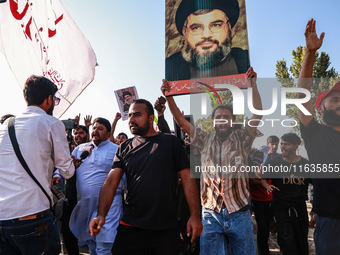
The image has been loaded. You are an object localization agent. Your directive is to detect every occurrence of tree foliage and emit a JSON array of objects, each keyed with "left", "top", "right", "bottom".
[{"left": 276, "top": 46, "right": 339, "bottom": 132}]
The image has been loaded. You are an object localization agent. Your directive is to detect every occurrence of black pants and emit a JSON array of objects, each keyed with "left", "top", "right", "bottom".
[
  {"left": 112, "top": 225, "right": 180, "bottom": 255},
  {"left": 314, "top": 216, "right": 340, "bottom": 255},
  {"left": 274, "top": 203, "right": 309, "bottom": 255},
  {"left": 61, "top": 201, "right": 79, "bottom": 255},
  {"left": 177, "top": 183, "right": 200, "bottom": 255},
  {"left": 61, "top": 175, "right": 79, "bottom": 255},
  {"left": 251, "top": 200, "right": 272, "bottom": 255}
]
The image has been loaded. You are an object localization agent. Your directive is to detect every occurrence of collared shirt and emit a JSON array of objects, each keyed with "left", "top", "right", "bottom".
[
  {"left": 0, "top": 106, "right": 74, "bottom": 220},
  {"left": 72, "top": 140, "right": 121, "bottom": 199},
  {"left": 192, "top": 125, "right": 261, "bottom": 214}
]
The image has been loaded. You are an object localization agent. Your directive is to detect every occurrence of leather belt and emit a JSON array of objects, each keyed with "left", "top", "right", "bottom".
[{"left": 18, "top": 209, "right": 51, "bottom": 221}]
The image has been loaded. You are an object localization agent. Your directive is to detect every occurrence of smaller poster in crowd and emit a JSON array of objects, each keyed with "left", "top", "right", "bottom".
[{"left": 114, "top": 86, "right": 139, "bottom": 121}]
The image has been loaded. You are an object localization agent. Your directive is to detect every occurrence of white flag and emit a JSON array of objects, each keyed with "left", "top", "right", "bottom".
[{"left": 0, "top": 0, "right": 97, "bottom": 117}]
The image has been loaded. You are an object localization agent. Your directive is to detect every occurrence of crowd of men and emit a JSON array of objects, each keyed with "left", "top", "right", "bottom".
[{"left": 0, "top": 4, "right": 339, "bottom": 255}]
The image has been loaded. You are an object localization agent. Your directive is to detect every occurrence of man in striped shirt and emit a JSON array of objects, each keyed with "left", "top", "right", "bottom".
[{"left": 162, "top": 66, "right": 263, "bottom": 255}]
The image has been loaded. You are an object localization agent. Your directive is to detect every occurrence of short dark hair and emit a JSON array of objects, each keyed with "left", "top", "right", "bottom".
[
  {"left": 117, "top": 132, "right": 128, "bottom": 139},
  {"left": 175, "top": 0, "right": 240, "bottom": 35},
  {"left": 23, "top": 75, "right": 58, "bottom": 106},
  {"left": 132, "top": 99, "right": 154, "bottom": 117},
  {"left": 75, "top": 125, "right": 89, "bottom": 134},
  {"left": 267, "top": 135, "right": 279, "bottom": 144},
  {"left": 281, "top": 133, "right": 301, "bottom": 145},
  {"left": 123, "top": 91, "right": 132, "bottom": 98},
  {"left": 93, "top": 117, "right": 111, "bottom": 133},
  {"left": 212, "top": 104, "right": 235, "bottom": 121}
]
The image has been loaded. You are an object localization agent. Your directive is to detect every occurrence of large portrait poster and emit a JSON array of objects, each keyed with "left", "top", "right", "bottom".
[
  {"left": 165, "top": 0, "right": 250, "bottom": 95},
  {"left": 114, "top": 86, "right": 139, "bottom": 121}
]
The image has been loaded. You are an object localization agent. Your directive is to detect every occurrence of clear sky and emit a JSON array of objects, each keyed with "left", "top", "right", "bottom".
[{"left": 0, "top": 0, "right": 339, "bottom": 155}]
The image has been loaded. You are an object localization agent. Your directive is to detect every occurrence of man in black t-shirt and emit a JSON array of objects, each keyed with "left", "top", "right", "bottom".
[
  {"left": 89, "top": 99, "right": 202, "bottom": 255},
  {"left": 298, "top": 19, "right": 340, "bottom": 255},
  {"left": 261, "top": 133, "right": 310, "bottom": 255}
]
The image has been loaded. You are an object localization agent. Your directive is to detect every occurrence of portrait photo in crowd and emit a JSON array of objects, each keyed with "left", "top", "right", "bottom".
[
  {"left": 165, "top": 0, "right": 251, "bottom": 95},
  {"left": 114, "top": 86, "right": 139, "bottom": 120}
]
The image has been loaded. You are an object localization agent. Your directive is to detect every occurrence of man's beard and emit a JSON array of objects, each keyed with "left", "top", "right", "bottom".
[
  {"left": 47, "top": 104, "right": 54, "bottom": 116},
  {"left": 75, "top": 137, "right": 87, "bottom": 146},
  {"left": 181, "top": 34, "right": 232, "bottom": 70},
  {"left": 215, "top": 126, "right": 231, "bottom": 141},
  {"left": 130, "top": 121, "right": 150, "bottom": 136},
  {"left": 322, "top": 107, "right": 340, "bottom": 126}
]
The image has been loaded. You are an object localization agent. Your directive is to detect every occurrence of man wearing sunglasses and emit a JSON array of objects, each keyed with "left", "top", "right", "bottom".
[
  {"left": 0, "top": 75, "right": 75, "bottom": 254},
  {"left": 166, "top": 0, "right": 249, "bottom": 81}
]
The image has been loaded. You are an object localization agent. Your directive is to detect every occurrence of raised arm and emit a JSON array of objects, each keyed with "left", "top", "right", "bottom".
[
  {"left": 84, "top": 115, "right": 92, "bottom": 134},
  {"left": 298, "top": 19, "right": 325, "bottom": 127},
  {"left": 109, "top": 112, "right": 121, "bottom": 143},
  {"left": 179, "top": 168, "right": 202, "bottom": 243},
  {"left": 155, "top": 98, "right": 171, "bottom": 134},
  {"left": 161, "top": 79, "right": 194, "bottom": 135},
  {"left": 89, "top": 168, "right": 124, "bottom": 236},
  {"left": 247, "top": 67, "right": 263, "bottom": 134}
]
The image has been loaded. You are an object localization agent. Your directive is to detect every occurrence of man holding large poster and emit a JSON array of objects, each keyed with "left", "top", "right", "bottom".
[
  {"left": 162, "top": 66, "right": 261, "bottom": 255},
  {"left": 166, "top": 0, "right": 249, "bottom": 82}
]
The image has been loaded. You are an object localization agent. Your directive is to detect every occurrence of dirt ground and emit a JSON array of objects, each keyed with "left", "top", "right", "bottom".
[{"left": 62, "top": 202, "right": 316, "bottom": 255}]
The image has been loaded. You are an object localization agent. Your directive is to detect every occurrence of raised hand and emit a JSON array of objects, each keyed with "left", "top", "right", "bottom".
[
  {"left": 114, "top": 112, "right": 121, "bottom": 121},
  {"left": 305, "top": 18, "right": 325, "bottom": 52},
  {"left": 154, "top": 97, "right": 166, "bottom": 116},
  {"left": 246, "top": 66, "right": 257, "bottom": 87},
  {"left": 84, "top": 115, "right": 92, "bottom": 128},
  {"left": 74, "top": 113, "right": 80, "bottom": 127},
  {"left": 161, "top": 79, "right": 171, "bottom": 96}
]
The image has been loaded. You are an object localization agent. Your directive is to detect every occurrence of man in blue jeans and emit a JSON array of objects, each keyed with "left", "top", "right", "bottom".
[
  {"left": 0, "top": 75, "right": 75, "bottom": 254},
  {"left": 163, "top": 66, "right": 262, "bottom": 254}
]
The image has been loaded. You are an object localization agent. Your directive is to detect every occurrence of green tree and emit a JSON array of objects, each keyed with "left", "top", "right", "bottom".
[{"left": 276, "top": 46, "right": 338, "bottom": 132}]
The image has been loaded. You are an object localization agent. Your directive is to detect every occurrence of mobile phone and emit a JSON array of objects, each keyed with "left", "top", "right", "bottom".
[
  {"left": 154, "top": 96, "right": 166, "bottom": 112},
  {"left": 61, "top": 119, "right": 77, "bottom": 130}
]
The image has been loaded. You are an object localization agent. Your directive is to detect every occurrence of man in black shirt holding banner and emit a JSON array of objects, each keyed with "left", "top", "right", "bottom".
[{"left": 298, "top": 18, "right": 340, "bottom": 255}]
